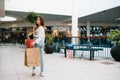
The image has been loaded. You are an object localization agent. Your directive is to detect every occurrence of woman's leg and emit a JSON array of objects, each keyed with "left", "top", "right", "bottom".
[
  {"left": 32, "top": 66, "right": 36, "bottom": 76},
  {"left": 32, "top": 43, "right": 38, "bottom": 76},
  {"left": 39, "top": 40, "right": 44, "bottom": 77},
  {"left": 32, "top": 67, "right": 36, "bottom": 71},
  {"left": 40, "top": 45, "right": 44, "bottom": 73}
]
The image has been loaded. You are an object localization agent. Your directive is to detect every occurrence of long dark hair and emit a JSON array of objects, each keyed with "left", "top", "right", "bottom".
[{"left": 35, "top": 16, "right": 44, "bottom": 28}]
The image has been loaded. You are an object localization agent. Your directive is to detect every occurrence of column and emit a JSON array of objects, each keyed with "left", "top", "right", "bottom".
[
  {"left": 0, "top": 0, "right": 5, "bottom": 17},
  {"left": 72, "top": 0, "right": 79, "bottom": 44},
  {"left": 86, "top": 21, "right": 90, "bottom": 41}
]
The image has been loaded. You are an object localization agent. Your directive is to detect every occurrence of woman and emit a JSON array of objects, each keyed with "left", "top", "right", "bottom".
[
  {"left": 52, "top": 28, "right": 58, "bottom": 52},
  {"left": 31, "top": 16, "right": 45, "bottom": 77}
]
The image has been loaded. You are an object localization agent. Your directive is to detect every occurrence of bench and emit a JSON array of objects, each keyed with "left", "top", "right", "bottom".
[{"left": 61, "top": 44, "right": 103, "bottom": 60}]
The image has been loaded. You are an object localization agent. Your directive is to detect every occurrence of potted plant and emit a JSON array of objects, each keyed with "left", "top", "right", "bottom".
[
  {"left": 109, "top": 29, "right": 120, "bottom": 61},
  {"left": 26, "top": 12, "right": 39, "bottom": 24},
  {"left": 25, "top": 12, "right": 39, "bottom": 39},
  {"left": 45, "top": 32, "right": 54, "bottom": 54}
]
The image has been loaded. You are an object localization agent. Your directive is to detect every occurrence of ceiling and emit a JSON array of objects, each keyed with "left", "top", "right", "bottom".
[
  {"left": 78, "top": 6, "right": 120, "bottom": 23},
  {"left": 0, "top": 6, "right": 120, "bottom": 25},
  {"left": 5, "top": 10, "right": 71, "bottom": 22}
]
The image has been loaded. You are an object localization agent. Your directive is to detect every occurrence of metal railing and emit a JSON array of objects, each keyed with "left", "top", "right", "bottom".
[{"left": 53, "top": 36, "right": 113, "bottom": 59}]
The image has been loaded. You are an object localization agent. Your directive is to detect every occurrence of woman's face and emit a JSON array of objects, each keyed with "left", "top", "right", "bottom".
[{"left": 36, "top": 17, "right": 41, "bottom": 25}]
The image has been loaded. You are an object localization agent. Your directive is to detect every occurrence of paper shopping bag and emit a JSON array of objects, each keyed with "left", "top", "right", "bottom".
[{"left": 24, "top": 48, "right": 40, "bottom": 67}]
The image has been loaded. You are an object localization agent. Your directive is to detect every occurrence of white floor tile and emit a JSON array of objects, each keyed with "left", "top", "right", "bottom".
[{"left": 0, "top": 44, "right": 120, "bottom": 80}]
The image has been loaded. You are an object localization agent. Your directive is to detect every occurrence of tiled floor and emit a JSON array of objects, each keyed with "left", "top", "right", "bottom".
[{"left": 0, "top": 44, "right": 120, "bottom": 80}]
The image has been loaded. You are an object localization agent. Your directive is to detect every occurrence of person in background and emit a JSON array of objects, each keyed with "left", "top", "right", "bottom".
[
  {"left": 28, "top": 31, "right": 33, "bottom": 39},
  {"left": 52, "top": 28, "right": 58, "bottom": 52},
  {"left": 31, "top": 16, "right": 45, "bottom": 77},
  {"left": 20, "top": 32, "right": 26, "bottom": 45}
]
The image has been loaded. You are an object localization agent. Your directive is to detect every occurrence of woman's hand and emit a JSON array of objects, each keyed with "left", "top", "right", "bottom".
[{"left": 31, "top": 42, "right": 35, "bottom": 46}]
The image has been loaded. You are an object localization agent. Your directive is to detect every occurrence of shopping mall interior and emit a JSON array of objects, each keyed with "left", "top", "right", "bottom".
[
  {"left": 0, "top": 0, "right": 120, "bottom": 80},
  {"left": 0, "top": 0, "right": 120, "bottom": 44}
]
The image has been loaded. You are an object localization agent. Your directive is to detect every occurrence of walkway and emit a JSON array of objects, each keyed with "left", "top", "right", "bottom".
[{"left": 0, "top": 44, "right": 120, "bottom": 80}]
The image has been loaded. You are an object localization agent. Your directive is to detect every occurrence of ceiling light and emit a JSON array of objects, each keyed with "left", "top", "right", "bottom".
[
  {"left": 115, "top": 18, "right": 120, "bottom": 21},
  {"left": 0, "top": 16, "right": 17, "bottom": 22}
]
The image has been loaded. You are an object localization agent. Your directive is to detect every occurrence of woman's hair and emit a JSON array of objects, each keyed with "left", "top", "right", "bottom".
[{"left": 35, "top": 16, "right": 44, "bottom": 27}]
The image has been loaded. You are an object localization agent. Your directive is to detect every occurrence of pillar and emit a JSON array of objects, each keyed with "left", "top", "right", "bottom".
[
  {"left": 0, "top": 0, "right": 5, "bottom": 17},
  {"left": 72, "top": 0, "right": 79, "bottom": 44},
  {"left": 86, "top": 21, "right": 90, "bottom": 41}
]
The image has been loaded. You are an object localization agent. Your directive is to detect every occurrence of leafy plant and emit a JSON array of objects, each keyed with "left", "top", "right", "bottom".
[
  {"left": 45, "top": 32, "right": 54, "bottom": 53},
  {"left": 26, "top": 12, "right": 39, "bottom": 24},
  {"left": 45, "top": 32, "right": 52, "bottom": 45},
  {"left": 109, "top": 30, "right": 120, "bottom": 46}
]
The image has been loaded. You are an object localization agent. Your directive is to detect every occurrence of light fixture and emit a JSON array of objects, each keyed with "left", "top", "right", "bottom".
[
  {"left": 115, "top": 18, "right": 120, "bottom": 21},
  {"left": 0, "top": 16, "right": 17, "bottom": 22}
]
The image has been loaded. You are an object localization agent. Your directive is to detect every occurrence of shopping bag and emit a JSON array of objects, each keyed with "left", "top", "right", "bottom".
[
  {"left": 66, "top": 50, "right": 72, "bottom": 58},
  {"left": 24, "top": 48, "right": 40, "bottom": 67},
  {"left": 25, "top": 39, "right": 34, "bottom": 48}
]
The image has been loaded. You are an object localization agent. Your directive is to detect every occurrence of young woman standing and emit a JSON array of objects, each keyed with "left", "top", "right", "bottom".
[{"left": 31, "top": 16, "right": 45, "bottom": 77}]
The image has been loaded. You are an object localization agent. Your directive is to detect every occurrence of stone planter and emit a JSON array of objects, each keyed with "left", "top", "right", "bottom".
[
  {"left": 110, "top": 45, "right": 120, "bottom": 61},
  {"left": 45, "top": 44, "right": 54, "bottom": 54}
]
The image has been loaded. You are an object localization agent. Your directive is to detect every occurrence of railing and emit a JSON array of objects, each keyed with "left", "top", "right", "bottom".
[{"left": 53, "top": 36, "right": 113, "bottom": 59}]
